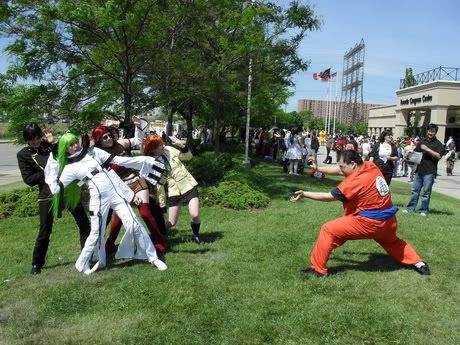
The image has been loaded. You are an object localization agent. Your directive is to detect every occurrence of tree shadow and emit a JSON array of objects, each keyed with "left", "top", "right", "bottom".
[{"left": 328, "top": 252, "right": 409, "bottom": 274}]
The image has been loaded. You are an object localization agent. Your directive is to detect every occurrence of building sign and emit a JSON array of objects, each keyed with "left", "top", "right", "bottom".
[{"left": 400, "top": 94, "right": 433, "bottom": 106}]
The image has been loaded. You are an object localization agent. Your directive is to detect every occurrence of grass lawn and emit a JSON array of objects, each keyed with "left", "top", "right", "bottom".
[{"left": 0, "top": 158, "right": 459, "bottom": 345}]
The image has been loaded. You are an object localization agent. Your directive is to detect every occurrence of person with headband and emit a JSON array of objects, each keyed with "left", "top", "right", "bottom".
[
  {"left": 44, "top": 132, "right": 168, "bottom": 274},
  {"left": 143, "top": 135, "right": 202, "bottom": 244},
  {"left": 17, "top": 123, "right": 91, "bottom": 275},
  {"left": 290, "top": 150, "right": 430, "bottom": 277},
  {"left": 92, "top": 122, "right": 167, "bottom": 255}
]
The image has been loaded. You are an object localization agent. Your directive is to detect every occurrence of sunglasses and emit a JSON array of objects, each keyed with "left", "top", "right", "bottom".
[{"left": 102, "top": 134, "right": 112, "bottom": 140}]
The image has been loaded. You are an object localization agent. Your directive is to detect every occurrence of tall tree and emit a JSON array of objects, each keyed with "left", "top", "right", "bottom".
[{"left": 0, "top": 0, "right": 169, "bottom": 131}]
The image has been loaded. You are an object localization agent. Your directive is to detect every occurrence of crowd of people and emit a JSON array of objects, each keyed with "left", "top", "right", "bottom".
[
  {"left": 251, "top": 126, "right": 456, "bottom": 184},
  {"left": 16, "top": 120, "right": 456, "bottom": 278}
]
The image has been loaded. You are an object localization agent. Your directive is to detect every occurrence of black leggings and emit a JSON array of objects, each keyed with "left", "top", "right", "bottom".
[{"left": 33, "top": 199, "right": 90, "bottom": 267}]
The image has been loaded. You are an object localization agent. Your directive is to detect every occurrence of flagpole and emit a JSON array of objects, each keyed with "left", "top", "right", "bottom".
[
  {"left": 324, "top": 80, "right": 329, "bottom": 132},
  {"left": 333, "top": 78, "right": 338, "bottom": 134},
  {"left": 327, "top": 80, "right": 332, "bottom": 133}
]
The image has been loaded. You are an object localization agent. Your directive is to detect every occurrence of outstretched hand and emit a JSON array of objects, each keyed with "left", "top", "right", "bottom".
[
  {"left": 42, "top": 128, "right": 55, "bottom": 144},
  {"left": 131, "top": 115, "right": 140, "bottom": 126},
  {"left": 308, "top": 156, "right": 318, "bottom": 171},
  {"left": 290, "top": 190, "right": 305, "bottom": 202}
]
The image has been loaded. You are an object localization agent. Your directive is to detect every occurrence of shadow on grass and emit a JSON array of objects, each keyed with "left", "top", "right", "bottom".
[
  {"left": 329, "top": 252, "right": 408, "bottom": 274},
  {"left": 166, "top": 230, "right": 224, "bottom": 251},
  {"left": 108, "top": 259, "right": 151, "bottom": 270},
  {"left": 43, "top": 261, "right": 74, "bottom": 269}
]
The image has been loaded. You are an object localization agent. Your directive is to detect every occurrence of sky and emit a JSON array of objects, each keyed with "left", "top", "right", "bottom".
[
  {"left": 1, "top": 0, "right": 460, "bottom": 113},
  {"left": 285, "top": 0, "right": 460, "bottom": 111}
]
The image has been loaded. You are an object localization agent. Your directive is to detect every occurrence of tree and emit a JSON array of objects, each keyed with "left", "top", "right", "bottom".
[
  {"left": 405, "top": 110, "right": 423, "bottom": 137},
  {"left": 0, "top": 0, "right": 170, "bottom": 131},
  {"left": 403, "top": 67, "right": 417, "bottom": 88}
]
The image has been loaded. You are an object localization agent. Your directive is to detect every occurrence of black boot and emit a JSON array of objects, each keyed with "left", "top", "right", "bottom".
[
  {"left": 191, "top": 222, "right": 202, "bottom": 244},
  {"left": 31, "top": 265, "right": 41, "bottom": 275}
]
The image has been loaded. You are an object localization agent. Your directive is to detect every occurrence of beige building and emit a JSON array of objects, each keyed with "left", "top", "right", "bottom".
[
  {"left": 297, "top": 99, "right": 382, "bottom": 123},
  {"left": 368, "top": 80, "right": 460, "bottom": 143}
]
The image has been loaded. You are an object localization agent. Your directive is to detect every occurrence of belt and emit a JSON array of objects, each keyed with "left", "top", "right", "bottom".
[
  {"left": 123, "top": 175, "right": 140, "bottom": 185},
  {"left": 77, "top": 166, "right": 103, "bottom": 186}
]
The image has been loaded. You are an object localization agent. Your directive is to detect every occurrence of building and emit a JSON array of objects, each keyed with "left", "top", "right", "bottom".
[
  {"left": 368, "top": 67, "right": 460, "bottom": 145},
  {"left": 297, "top": 99, "right": 382, "bottom": 123}
]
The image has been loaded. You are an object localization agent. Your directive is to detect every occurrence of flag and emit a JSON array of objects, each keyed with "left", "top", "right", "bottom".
[
  {"left": 328, "top": 72, "right": 337, "bottom": 82},
  {"left": 313, "top": 68, "right": 332, "bottom": 81},
  {"left": 319, "top": 68, "right": 331, "bottom": 81}
]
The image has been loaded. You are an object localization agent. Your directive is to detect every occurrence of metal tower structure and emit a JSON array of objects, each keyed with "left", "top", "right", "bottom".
[{"left": 340, "top": 39, "right": 365, "bottom": 123}]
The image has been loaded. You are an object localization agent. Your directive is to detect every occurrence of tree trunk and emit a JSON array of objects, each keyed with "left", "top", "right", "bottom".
[
  {"left": 186, "top": 100, "right": 194, "bottom": 153},
  {"left": 213, "top": 81, "right": 222, "bottom": 155},
  {"left": 123, "top": 73, "right": 133, "bottom": 137}
]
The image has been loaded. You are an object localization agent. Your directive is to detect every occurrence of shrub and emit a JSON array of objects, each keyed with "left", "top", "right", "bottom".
[
  {"left": 0, "top": 187, "right": 38, "bottom": 219},
  {"left": 203, "top": 180, "right": 270, "bottom": 210},
  {"left": 185, "top": 151, "right": 234, "bottom": 186}
]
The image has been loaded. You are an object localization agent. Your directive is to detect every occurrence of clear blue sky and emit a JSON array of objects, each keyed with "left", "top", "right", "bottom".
[
  {"left": 285, "top": 0, "right": 460, "bottom": 111},
  {"left": 1, "top": 0, "right": 459, "bottom": 113}
]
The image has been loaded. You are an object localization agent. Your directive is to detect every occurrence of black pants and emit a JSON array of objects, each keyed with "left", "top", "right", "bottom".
[
  {"left": 149, "top": 199, "right": 167, "bottom": 235},
  {"left": 33, "top": 199, "right": 90, "bottom": 267}
]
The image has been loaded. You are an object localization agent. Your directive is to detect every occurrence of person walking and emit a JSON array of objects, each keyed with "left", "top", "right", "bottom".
[
  {"left": 323, "top": 134, "right": 334, "bottom": 164},
  {"left": 290, "top": 150, "right": 430, "bottom": 277},
  {"left": 445, "top": 136, "right": 456, "bottom": 176},
  {"left": 403, "top": 124, "right": 445, "bottom": 216},
  {"left": 17, "top": 123, "right": 91, "bottom": 275}
]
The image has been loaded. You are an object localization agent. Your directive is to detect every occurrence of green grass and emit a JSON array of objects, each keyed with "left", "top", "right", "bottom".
[{"left": 0, "top": 159, "right": 459, "bottom": 345}]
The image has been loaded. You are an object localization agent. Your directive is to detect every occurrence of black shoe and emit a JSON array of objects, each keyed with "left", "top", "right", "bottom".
[
  {"left": 31, "top": 265, "right": 41, "bottom": 275},
  {"left": 414, "top": 262, "right": 431, "bottom": 275},
  {"left": 191, "top": 234, "right": 202, "bottom": 244},
  {"left": 300, "top": 267, "right": 327, "bottom": 278}
]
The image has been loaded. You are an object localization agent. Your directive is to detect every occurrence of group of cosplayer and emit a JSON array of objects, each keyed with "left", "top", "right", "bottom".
[
  {"left": 18, "top": 119, "right": 433, "bottom": 278},
  {"left": 18, "top": 118, "right": 201, "bottom": 275}
]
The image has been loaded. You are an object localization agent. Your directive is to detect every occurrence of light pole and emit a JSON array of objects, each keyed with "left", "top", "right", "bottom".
[{"left": 243, "top": 0, "right": 255, "bottom": 168}]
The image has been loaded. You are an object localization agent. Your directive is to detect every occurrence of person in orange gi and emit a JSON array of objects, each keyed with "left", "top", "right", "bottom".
[{"left": 290, "top": 150, "right": 430, "bottom": 277}]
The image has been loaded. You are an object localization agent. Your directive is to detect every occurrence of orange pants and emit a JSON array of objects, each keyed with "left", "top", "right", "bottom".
[{"left": 310, "top": 215, "right": 423, "bottom": 275}]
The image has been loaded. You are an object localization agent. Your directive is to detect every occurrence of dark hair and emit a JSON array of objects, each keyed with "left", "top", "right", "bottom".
[
  {"left": 340, "top": 150, "right": 363, "bottom": 166},
  {"left": 426, "top": 123, "right": 438, "bottom": 132},
  {"left": 22, "top": 123, "right": 43, "bottom": 141},
  {"left": 378, "top": 130, "right": 392, "bottom": 143}
]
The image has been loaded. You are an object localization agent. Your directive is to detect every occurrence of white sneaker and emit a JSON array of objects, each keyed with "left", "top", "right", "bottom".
[
  {"left": 420, "top": 212, "right": 427, "bottom": 217},
  {"left": 152, "top": 259, "right": 167, "bottom": 271},
  {"left": 402, "top": 209, "right": 409, "bottom": 213}
]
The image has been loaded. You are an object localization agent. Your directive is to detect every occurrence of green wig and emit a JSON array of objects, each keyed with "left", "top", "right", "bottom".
[{"left": 52, "top": 133, "right": 82, "bottom": 217}]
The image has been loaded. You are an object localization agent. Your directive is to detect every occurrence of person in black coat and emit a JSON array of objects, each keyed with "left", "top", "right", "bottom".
[
  {"left": 369, "top": 130, "right": 399, "bottom": 185},
  {"left": 16, "top": 123, "right": 90, "bottom": 275}
]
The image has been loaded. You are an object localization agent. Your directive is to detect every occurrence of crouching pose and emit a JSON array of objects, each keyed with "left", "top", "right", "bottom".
[
  {"left": 44, "top": 133, "right": 168, "bottom": 274},
  {"left": 290, "top": 150, "right": 430, "bottom": 277}
]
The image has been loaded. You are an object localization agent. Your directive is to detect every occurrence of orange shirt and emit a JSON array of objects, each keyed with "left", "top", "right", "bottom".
[{"left": 337, "top": 161, "right": 393, "bottom": 216}]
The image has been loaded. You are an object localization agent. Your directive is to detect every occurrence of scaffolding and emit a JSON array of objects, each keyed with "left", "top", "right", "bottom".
[{"left": 340, "top": 39, "right": 365, "bottom": 123}]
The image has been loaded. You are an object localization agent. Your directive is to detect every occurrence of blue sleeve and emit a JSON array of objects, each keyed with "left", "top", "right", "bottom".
[{"left": 331, "top": 187, "right": 346, "bottom": 201}]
